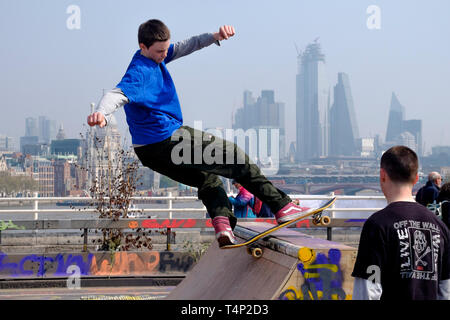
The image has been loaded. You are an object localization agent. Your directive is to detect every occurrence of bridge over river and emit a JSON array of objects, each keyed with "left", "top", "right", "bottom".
[{"left": 269, "top": 174, "right": 422, "bottom": 195}]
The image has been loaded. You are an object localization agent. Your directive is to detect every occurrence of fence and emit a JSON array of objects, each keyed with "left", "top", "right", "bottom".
[
  {"left": 0, "top": 193, "right": 386, "bottom": 250},
  {"left": 0, "top": 193, "right": 386, "bottom": 216}
]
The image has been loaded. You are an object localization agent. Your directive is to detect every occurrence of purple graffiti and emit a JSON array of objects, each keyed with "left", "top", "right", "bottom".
[
  {"left": 280, "top": 248, "right": 346, "bottom": 300},
  {"left": 0, "top": 252, "right": 93, "bottom": 277}
]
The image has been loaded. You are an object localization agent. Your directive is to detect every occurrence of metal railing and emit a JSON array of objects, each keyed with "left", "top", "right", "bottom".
[
  {"left": 0, "top": 193, "right": 386, "bottom": 218},
  {"left": 0, "top": 193, "right": 386, "bottom": 248}
]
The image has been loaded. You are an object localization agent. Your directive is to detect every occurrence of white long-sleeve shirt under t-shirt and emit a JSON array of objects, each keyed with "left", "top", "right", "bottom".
[{"left": 352, "top": 277, "right": 450, "bottom": 300}]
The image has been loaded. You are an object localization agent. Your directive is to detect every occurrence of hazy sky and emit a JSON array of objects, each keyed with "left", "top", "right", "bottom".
[{"left": 1, "top": 0, "right": 449, "bottom": 154}]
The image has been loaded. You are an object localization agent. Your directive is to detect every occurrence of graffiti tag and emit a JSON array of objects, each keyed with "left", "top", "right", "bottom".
[
  {"left": 279, "top": 249, "right": 349, "bottom": 300},
  {"left": 0, "top": 252, "right": 93, "bottom": 277},
  {"left": 0, "top": 251, "right": 195, "bottom": 278}
]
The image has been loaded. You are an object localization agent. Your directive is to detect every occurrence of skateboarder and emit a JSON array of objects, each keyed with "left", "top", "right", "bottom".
[
  {"left": 87, "top": 19, "right": 311, "bottom": 247},
  {"left": 352, "top": 146, "right": 450, "bottom": 300}
]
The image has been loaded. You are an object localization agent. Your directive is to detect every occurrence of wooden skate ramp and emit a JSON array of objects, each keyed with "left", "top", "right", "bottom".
[{"left": 166, "top": 222, "right": 357, "bottom": 300}]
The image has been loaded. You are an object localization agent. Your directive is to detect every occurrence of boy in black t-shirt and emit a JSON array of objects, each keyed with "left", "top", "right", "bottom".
[{"left": 352, "top": 146, "right": 450, "bottom": 300}]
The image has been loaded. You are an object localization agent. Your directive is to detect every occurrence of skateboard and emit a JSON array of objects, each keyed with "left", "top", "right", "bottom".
[{"left": 221, "top": 197, "right": 337, "bottom": 258}]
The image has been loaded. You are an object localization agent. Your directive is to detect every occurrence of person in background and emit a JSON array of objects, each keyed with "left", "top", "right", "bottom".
[
  {"left": 352, "top": 146, "right": 450, "bottom": 300},
  {"left": 256, "top": 199, "right": 275, "bottom": 218},
  {"left": 228, "top": 180, "right": 257, "bottom": 218},
  {"left": 416, "top": 171, "right": 442, "bottom": 207},
  {"left": 437, "top": 182, "right": 450, "bottom": 230}
]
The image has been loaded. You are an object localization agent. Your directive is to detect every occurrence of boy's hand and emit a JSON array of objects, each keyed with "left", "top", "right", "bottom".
[
  {"left": 87, "top": 112, "right": 106, "bottom": 128},
  {"left": 213, "top": 25, "right": 235, "bottom": 41}
]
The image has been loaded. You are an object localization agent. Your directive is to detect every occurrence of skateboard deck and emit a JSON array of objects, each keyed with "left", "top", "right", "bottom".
[{"left": 221, "top": 197, "right": 337, "bottom": 258}]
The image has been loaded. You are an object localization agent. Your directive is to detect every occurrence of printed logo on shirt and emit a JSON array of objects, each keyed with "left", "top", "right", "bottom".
[
  {"left": 394, "top": 220, "right": 440, "bottom": 281},
  {"left": 411, "top": 228, "right": 433, "bottom": 273}
]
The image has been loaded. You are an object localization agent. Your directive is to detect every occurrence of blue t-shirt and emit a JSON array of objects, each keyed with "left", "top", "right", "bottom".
[{"left": 117, "top": 45, "right": 182, "bottom": 145}]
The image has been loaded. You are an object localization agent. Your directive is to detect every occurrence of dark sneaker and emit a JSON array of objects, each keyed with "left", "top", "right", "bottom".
[
  {"left": 275, "top": 202, "right": 313, "bottom": 224},
  {"left": 212, "top": 216, "right": 237, "bottom": 247}
]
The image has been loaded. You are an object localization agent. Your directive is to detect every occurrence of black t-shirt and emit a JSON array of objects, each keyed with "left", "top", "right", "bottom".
[{"left": 352, "top": 201, "right": 450, "bottom": 300}]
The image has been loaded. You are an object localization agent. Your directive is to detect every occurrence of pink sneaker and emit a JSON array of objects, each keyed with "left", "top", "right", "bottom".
[
  {"left": 275, "top": 202, "right": 313, "bottom": 224},
  {"left": 212, "top": 216, "right": 237, "bottom": 247}
]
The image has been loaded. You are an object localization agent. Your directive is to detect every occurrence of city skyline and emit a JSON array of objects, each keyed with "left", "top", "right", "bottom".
[
  {"left": 0, "top": 82, "right": 439, "bottom": 158},
  {"left": 0, "top": 1, "right": 449, "bottom": 155},
  {"left": 0, "top": 62, "right": 436, "bottom": 160}
]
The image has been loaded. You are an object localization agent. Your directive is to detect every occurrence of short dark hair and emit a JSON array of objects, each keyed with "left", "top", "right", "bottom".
[
  {"left": 380, "top": 145, "right": 418, "bottom": 184},
  {"left": 439, "top": 182, "right": 450, "bottom": 199},
  {"left": 138, "top": 19, "right": 170, "bottom": 48}
]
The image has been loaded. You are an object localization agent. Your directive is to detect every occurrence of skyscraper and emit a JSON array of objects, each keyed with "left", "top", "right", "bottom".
[
  {"left": 25, "top": 117, "right": 38, "bottom": 137},
  {"left": 233, "top": 90, "right": 286, "bottom": 160},
  {"left": 39, "top": 116, "right": 57, "bottom": 144},
  {"left": 384, "top": 93, "right": 422, "bottom": 155},
  {"left": 21, "top": 116, "right": 57, "bottom": 154},
  {"left": 296, "top": 40, "right": 329, "bottom": 161},
  {"left": 385, "top": 92, "right": 405, "bottom": 144},
  {"left": 403, "top": 119, "right": 422, "bottom": 156},
  {"left": 329, "top": 73, "right": 359, "bottom": 156}
]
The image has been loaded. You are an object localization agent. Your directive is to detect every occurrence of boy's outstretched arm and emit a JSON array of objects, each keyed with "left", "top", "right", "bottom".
[
  {"left": 87, "top": 87, "right": 129, "bottom": 128},
  {"left": 167, "top": 25, "right": 235, "bottom": 63}
]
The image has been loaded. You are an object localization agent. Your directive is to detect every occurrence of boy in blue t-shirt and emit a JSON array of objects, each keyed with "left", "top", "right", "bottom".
[{"left": 87, "top": 19, "right": 311, "bottom": 247}]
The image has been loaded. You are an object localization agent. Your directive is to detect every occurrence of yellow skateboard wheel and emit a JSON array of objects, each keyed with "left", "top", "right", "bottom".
[
  {"left": 298, "top": 247, "right": 315, "bottom": 264},
  {"left": 251, "top": 247, "right": 263, "bottom": 259},
  {"left": 320, "top": 216, "right": 331, "bottom": 226}
]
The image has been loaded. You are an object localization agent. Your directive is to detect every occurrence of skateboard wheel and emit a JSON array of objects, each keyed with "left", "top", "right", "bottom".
[
  {"left": 298, "top": 247, "right": 315, "bottom": 264},
  {"left": 320, "top": 216, "right": 331, "bottom": 226},
  {"left": 251, "top": 247, "right": 263, "bottom": 259},
  {"left": 312, "top": 218, "right": 321, "bottom": 226}
]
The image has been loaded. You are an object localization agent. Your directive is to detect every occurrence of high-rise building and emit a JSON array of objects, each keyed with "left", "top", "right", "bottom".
[
  {"left": 296, "top": 40, "right": 329, "bottom": 161},
  {"left": 329, "top": 73, "right": 359, "bottom": 156},
  {"left": 0, "top": 135, "right": 16, "bottom": 152},
  {"left": 39, "top": 116, "right": 57, "bottom": 144},
  {"left": 384, "top": 93, "right": 423, "bottom": 155},
  {"left": 25, "top": 117, "right": 39, "bottom": 137},
  {"left": 385, "top": 92, "right": 405, "bottom": 144},
  {"left": 233, "top": 90, "right": 286, "bottom": 160},
  {"left": 20, "top": 136, "right": 39, "bottom": 154},
  {"left": 22, "top": 116, "right": 58, "bottom": 153},
  {"left": 403, "top": 119, "right": 422, "bottom": 156}
]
